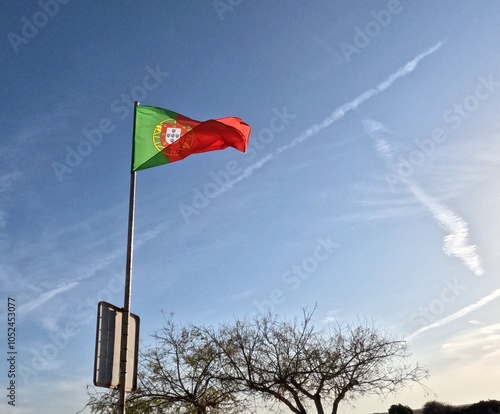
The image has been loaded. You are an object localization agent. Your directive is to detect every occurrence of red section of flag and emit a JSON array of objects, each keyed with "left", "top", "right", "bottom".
[{"left": 161, "top": 117, "right": 250, "bottom": 163}]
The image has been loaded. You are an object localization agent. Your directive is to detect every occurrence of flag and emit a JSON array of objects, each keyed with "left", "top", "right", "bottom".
[{"left": 132, "top": 105, "right": 251, "bottom": 171}]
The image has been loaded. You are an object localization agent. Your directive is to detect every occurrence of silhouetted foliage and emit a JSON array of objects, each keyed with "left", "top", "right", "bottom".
[
  {"left": 463, "top": 400, "right": 500, "bottom": 414},
  {"left": 389, "top": 403, "right": 413, "bottom": 414},
  {"left": 422, "top": 401, "right": 454, "bottom": 414},
  {"left": 422, "top": 400, "right": 500, "bottom": 414}
]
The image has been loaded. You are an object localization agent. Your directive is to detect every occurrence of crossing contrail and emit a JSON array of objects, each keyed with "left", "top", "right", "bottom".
[
  {"left": 218, "top": 42, "right": 443, "bottom": 193},
  {"left": 363, "top": 119, "right": 484, "bottom": 277}
]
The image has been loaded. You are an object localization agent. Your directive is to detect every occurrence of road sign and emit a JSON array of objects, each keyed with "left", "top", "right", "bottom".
[{"left": 93, "top": 301, "right": 140, "bottom": 391}]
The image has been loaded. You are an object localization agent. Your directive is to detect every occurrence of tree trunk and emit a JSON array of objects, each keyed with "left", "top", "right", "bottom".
[
  {"left": 331, "top": 387, "right": 348, "bottom": 414},
  {"left": 313, "top": 394, "right": 324, "bottom": 414}
]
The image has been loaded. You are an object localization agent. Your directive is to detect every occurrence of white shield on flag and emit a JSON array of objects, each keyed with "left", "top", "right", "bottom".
[{"left": 166, "top": 127, "right": 181, "bottom": 144}]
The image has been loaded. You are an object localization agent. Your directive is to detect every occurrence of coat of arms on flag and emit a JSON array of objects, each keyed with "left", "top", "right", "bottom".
[{"left": 153, "top": 116, "right": 195, "bottom": 154}]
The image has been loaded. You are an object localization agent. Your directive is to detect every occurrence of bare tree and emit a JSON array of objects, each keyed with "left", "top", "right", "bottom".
[
  {"left": 205, "top": 310, "right": 428, "bottom": 414},
  {"left": 88, "top": 315, "right": 242, "bottom": 414}
]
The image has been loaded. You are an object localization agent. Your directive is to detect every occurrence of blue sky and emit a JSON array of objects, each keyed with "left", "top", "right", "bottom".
[{"left": 2, "top": 1, "right": 500, "bottom": 413}]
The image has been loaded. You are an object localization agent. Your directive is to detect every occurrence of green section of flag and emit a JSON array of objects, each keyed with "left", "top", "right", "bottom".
[{"left": 132, "top": 106, "right": 178, "bottom": 172}]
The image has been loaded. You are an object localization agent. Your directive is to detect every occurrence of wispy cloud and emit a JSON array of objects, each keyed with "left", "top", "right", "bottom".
[
  {"left": 363, "top": 119, "right": 484, "bottom": 276},
  {"left": 216, "top": 42, "right": 443, "bottom": 193},
  {"left": 407, "top": 288, "right": 500, "bottom": 341},
  {"left": 439, "top": 321, "right": 500, "bottom": 361}
]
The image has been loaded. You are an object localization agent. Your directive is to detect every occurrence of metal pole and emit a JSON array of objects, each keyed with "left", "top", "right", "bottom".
[{"left": 117, "top": 102, "right": 139, "bottom": 414}]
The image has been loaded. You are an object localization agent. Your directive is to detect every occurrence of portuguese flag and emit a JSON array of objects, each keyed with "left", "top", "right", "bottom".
[{"left": 132, "top": 105, "right": 251, "bottom": 171}]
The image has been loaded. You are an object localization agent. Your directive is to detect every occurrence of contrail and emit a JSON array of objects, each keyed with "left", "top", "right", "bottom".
[
  {"left": 18, "top": 282, "right": 79, "bottom": 316},
  {"left": 363, "top": 119, "right": 484, "bottom": 276},
  {"left": 217, "top": 42, "right": 442, "bottom": 193},
  {"left": 407, "top": 287, "right": 500, "bottom": 341},
  {"left": 406, "top": 182, "right": 484, "bottom": 276}
]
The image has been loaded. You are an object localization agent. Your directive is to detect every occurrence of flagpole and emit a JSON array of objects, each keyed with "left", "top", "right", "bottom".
[{"left": 117, "top": 102, "right": 139, "bottom": 414}]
